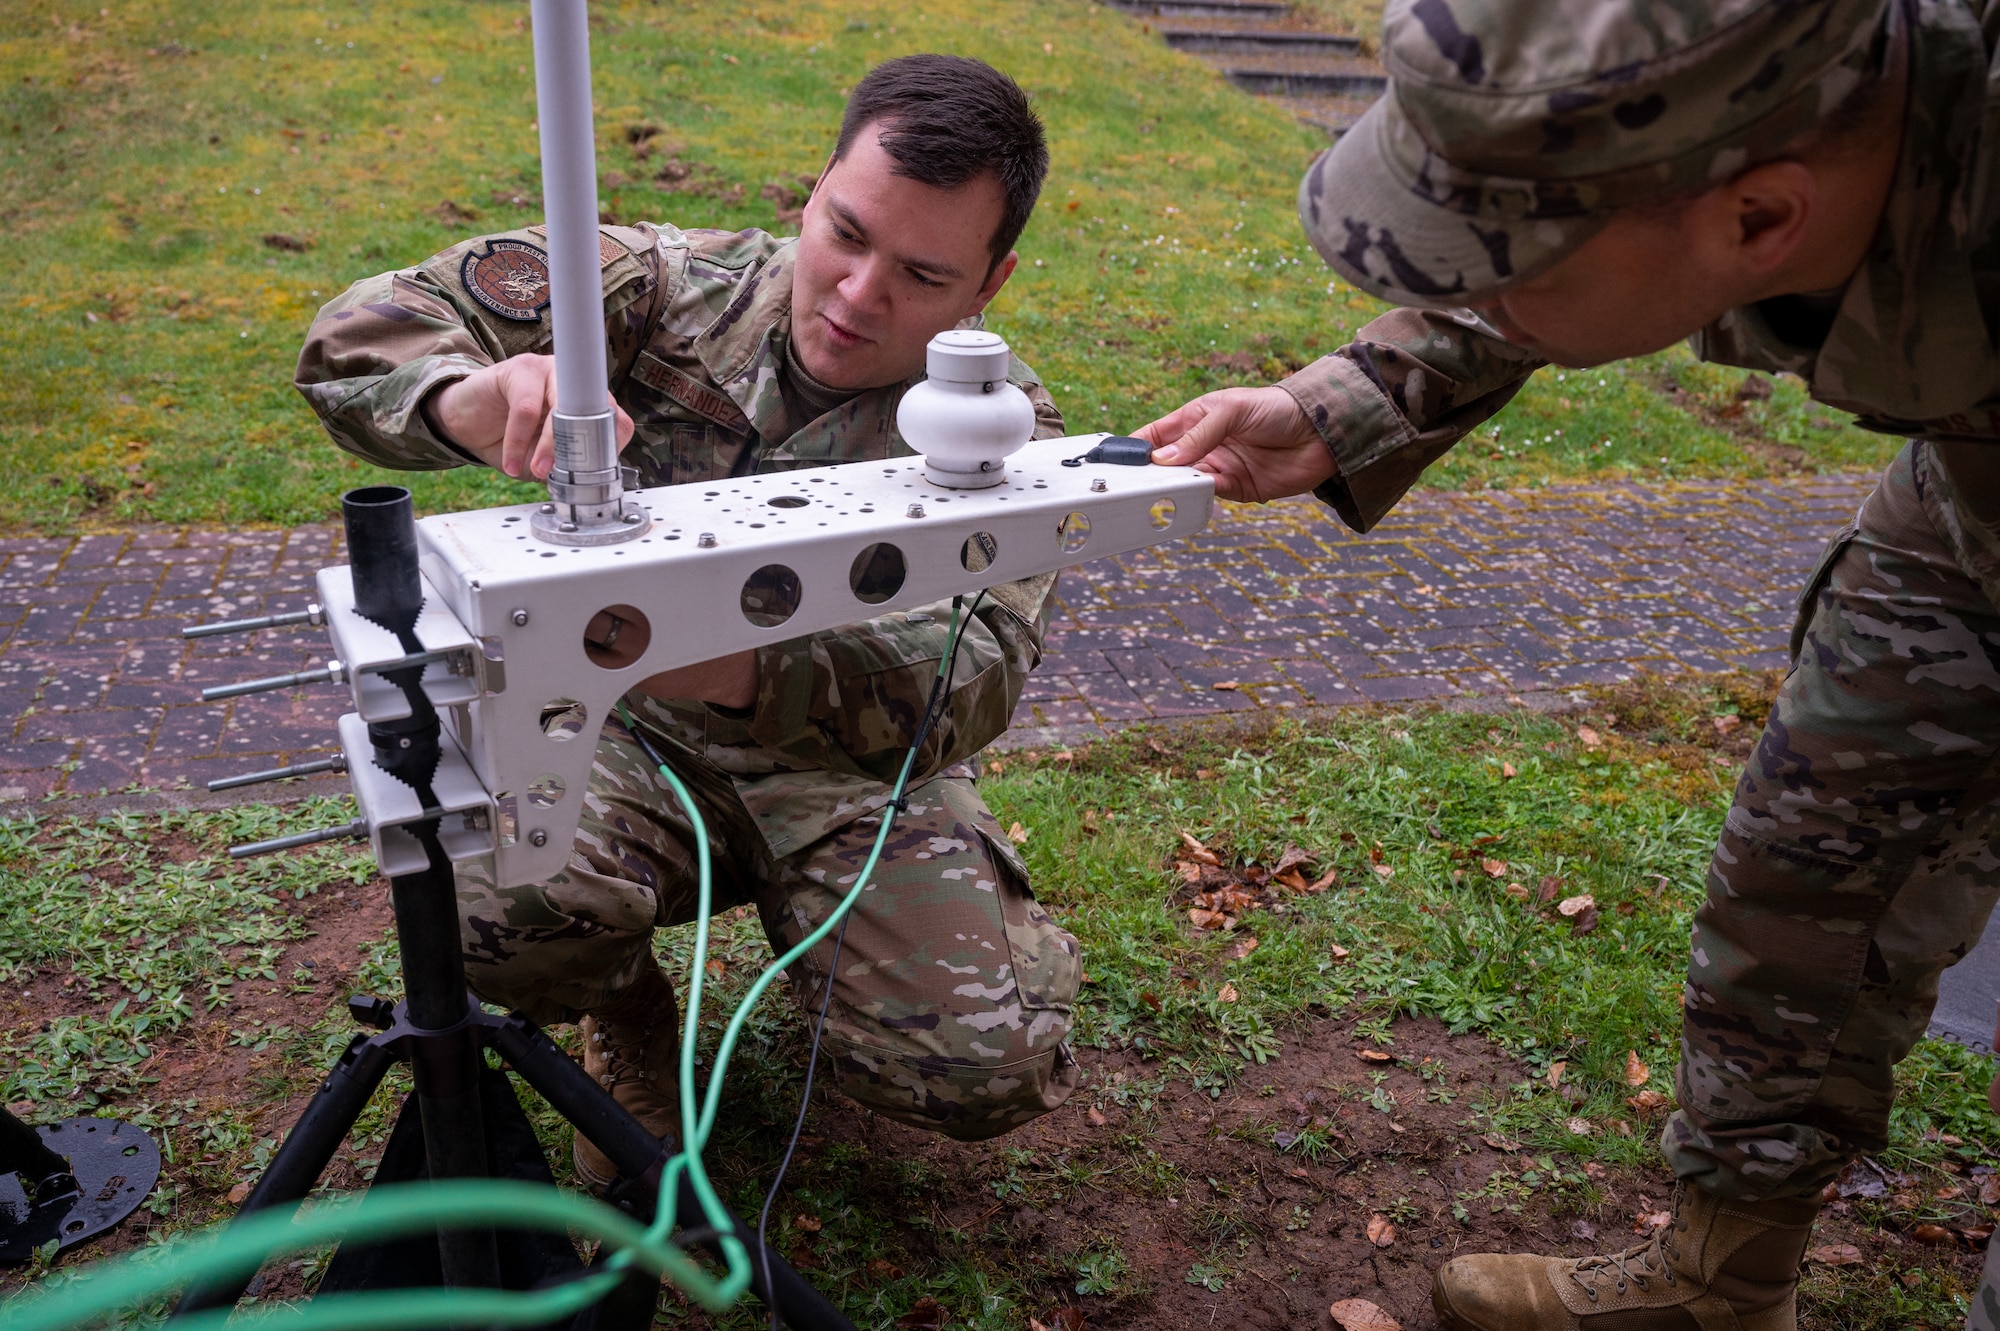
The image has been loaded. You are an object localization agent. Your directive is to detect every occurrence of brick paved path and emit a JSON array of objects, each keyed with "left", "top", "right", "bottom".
[{"left": 0, "top": 472, "right": 1875, "bottom": 805}]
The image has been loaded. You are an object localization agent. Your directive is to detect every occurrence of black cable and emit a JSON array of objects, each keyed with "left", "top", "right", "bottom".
[{"left": 754, "top": 592, "right": 985, "bottom": 1330}]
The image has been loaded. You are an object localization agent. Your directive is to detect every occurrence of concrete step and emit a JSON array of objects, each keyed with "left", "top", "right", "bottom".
[
  {"left": 1108, "top": 0, "right": 1291, "bottom": 20},
  {"left": 1162, "top": 27, "right": 1360, "bottom": 56},
  {"left": 1223, "top": 66, "right": 1388, "bottom": 98},
  {"left": 1274, "top": 92, "right": 1379, "bottom": 138}
]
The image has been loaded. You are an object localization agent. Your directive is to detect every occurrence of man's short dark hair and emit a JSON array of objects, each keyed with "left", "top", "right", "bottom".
[{"left": 832, "top": 54, "right": 1049, "bottom": 271}]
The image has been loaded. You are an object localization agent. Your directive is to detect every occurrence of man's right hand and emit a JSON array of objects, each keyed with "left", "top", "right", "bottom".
[
  {"left": 423, "top": 354, "right": 636, "bottom": 481},
  {"left": 1135, "top": 385, "right": 1336, "bottom": 503}
]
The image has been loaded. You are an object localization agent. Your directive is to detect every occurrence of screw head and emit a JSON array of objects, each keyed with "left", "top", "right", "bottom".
[
  {"left": 529, "top": 829, "right": 548, "bottom": 847},
  {"left": 907, "top": 503, "right": 926, "bottom": 519},
  {"left": 1090, "top": 478, "right": 1108, "bottom": 493},
  {"left": 558, "top": 521, "right": 577, "bottom": 533},
  {"left": 622, "top": 510, "right": 643, "bottom": 523},
  {"left": 511, "top": 609, "right": 530, "bottom": 627},
  {"left": 697, "top": 532, "right": 717, "bottom": 548},
  {"left": 540, "top": 503, "right": 557, "bottom": 514}
]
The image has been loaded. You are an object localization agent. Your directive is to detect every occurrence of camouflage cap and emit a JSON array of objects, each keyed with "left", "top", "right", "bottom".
[{"left": 1302, "top": 0, "right": 1892, "bottom": 308}]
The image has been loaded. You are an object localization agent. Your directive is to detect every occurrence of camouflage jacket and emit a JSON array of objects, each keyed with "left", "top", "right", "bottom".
[
  {"left": 1283, "top": 0, "right": 2000, "bottom": 534},
  {"left": 295, "top": 223, "right": 1065, "bottom": 858}
]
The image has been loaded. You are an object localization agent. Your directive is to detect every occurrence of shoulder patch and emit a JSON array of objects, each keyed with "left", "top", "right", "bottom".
[
  {"left": 460, "top": 239, "right": 551, "bottom": 322},
  {"left": 524, "top": 225, "right": 629, "bottom": 268},
  {"left": 631, "top": 350, "right": 752, "bottom": 434}
]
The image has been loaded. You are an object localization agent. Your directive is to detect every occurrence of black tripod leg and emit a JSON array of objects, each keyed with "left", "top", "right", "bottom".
[
  {"left": 171, "top": 1033, "right": 399, "bottom": 1316},
  {"left": 491, "top": 1015, "right": 858, "bottom": 1331},
  {"left": 390, "top": 834, "right": 502, "bottom": 1291}
]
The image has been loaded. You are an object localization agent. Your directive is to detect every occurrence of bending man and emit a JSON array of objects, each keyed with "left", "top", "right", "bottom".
[{"left": 1139, "top": 2, "right": 2000, "bottom": 1328}]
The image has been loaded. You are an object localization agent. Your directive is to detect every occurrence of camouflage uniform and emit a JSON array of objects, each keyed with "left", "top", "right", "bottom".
[
  {"left": 294, "top": 223, "right": 1082, "bottom": 1139},
  {"left": 1279, "top": 0, "right": 2000, "bottom": 1205}
]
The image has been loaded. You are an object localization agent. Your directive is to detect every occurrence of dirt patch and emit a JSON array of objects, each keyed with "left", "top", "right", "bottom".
[{"left": 720, "top": 1013, "right": 1991, "bottom": 1330}]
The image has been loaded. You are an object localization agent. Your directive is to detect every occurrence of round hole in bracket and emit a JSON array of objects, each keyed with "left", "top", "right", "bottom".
[
  {"left": 741, "top": 564, "right": 803, "bottom": 627},
  {"left": 539, "top": 698, "right": 587, "bottom": 742},
  {"left": 1059, "top": 512, "right": 1091, "bottom": 555},
  {"left": 960, "top": 531, "right": 999, "bottom": 573},
  {"left": 767, "top": 495, "right": 809, "bottom": 509},
  {"left": 1148, "top": 497, "right": 1176, "bottom": 530},
  {"left": 849, "top": 542, "right": 907, "bottom": 604},
  {"left": 527, "top": 774, "right": 566, "bottom": 808},
  {"left": 583, "top": 603, "right": 652, "bottom": 670}
]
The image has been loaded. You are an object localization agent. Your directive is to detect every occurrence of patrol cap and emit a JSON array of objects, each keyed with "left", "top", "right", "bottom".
[{"left": 1302, "top": 0, "right": 1891, "bottom": 307}]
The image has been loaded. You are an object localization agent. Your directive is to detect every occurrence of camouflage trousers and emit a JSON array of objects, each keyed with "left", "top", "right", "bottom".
[
  {"left": 1664, "top": 440, "right": 2000, "bottom": 1202},
  {"left": 453, "top": 719, "right": 1082, "bottom": 1142}
]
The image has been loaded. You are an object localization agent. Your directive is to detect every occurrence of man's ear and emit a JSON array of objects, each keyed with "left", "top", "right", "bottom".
[
  {"left": 968, "top": 250, "right": 1019, "bottom": 316},
  {"left": 1722, "top": 160, "right": 1816, "bottom": 276}
]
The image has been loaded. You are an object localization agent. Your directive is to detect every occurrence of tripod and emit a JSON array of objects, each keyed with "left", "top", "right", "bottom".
[{"left": 171, "top": 488, "right": 852, "bottom": 1330}]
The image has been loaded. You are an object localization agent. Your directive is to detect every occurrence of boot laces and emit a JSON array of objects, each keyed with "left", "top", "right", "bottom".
[
  {"left": 590, "top": 1015, "right": 668, "bottom": 1090},
  {"left": 1568, "top": 1232, "right": 1675, "bottom": 1302}
]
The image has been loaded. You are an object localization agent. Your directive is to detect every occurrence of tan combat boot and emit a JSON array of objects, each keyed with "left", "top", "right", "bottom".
[
  {"left": 571, "top": 961, "right": 681, "bottom": 1192},
  {"left": 1432, "top": 1183, "right": 1821, "bottom": 1331}
]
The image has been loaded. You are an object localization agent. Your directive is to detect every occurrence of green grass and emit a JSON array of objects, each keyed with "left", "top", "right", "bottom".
[
  {"left": 5, "top": 680, "right": 1990, "bottom": 1326},
  {"left": 0, "top": 0, "right": 1897, "bottom": 533}
]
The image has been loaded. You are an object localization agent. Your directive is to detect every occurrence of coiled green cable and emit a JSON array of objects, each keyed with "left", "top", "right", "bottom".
[{"left": 0, "top": 597, "right": 974, "bottom": 1331}]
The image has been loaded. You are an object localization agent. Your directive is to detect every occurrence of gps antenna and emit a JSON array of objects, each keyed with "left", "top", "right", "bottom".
[{"left": 528, "top": 0, "right": 647, "bottom": 546}]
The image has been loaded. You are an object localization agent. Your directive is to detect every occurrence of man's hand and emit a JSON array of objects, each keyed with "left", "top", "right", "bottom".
[
  {"left": 423, "top": 354, "right": 636, "bottom": 481},
  {"left": 1135, "top": 385, "right": 1335, "bottom": 503},
  {"left": 634, "top": 650, "right": 760, "bottom": 711}
]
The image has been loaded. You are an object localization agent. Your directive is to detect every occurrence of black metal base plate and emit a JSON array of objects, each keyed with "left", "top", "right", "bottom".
[{"left": 0, "top": 1118, "right": 160, "bottom": 1265}]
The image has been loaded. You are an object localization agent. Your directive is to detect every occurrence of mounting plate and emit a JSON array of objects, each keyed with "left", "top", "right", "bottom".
[{"left": 0, "top": 1118, "right": 160, "bottom": 1265}]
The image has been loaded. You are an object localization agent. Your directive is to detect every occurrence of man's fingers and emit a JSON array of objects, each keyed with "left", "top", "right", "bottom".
[
  {"left": 500, "top": 388, "right": 545, "bottom": 480},
  {"left": 1132, "top": 400, "right": 1207, "bottom": 451},
  {"left": 1152, "top": 397, "right": 1244, "bottom": 467},
  {"left": 614, "top": 402, "right": 636, "bottom": 449}
]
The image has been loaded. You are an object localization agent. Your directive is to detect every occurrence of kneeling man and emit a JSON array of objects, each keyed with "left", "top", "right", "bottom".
[{"left": 294, "top": 54, "right": 1079, "bottom": 1184}]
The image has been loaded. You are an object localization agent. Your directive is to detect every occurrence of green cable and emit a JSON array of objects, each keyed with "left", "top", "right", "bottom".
[
  {"left": 0, "top": 1180, "right": 725, "bottom": 1331},
  {"left": 0, "top": 598, "right": 975, "bottom": 1331}
]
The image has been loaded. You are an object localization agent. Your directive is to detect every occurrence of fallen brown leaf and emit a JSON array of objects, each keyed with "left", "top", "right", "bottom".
[
  {"left": 1305, "top": 867, "right": 1339, "bottom": 893},
  {"left": 1187, "top": 908, "right": 1234, "bottom": 931},
  {"left": 1565, "top": 1116, "right": 1596, "bottom": 1136},
  {"left": 1272, "top": 845, "right": 1314, "bottom": 876},
  {"left": 1080, "top": 809, "right": 1100, "bottom": 835},
  {"left": 1546, "top": 1060, "right": 1568, "bottom": 1089},
  {"left": 1624, "top": 1050, "right": 1651, "bottom": 1086},
  {"left": 1356, "top": 1048, "right": 1393, "bottom": 1063},
  {"left": 1634, "top": 1210, "right": 1672, "bottom": 1235},
  {"left": 792, "top": 1213, "right": 822, "bottom": 1233},
  {"left": 1087, "top": 1105, "right": 1108, "bottom": 1127},
  {"left": 1505, "top": 881, "right": 1529, "bottom": 900},
  {"left": 1216, "top": 982, "right": 1239, "bottom": 1003},
  {"left": 1557, "top": 893, "right": 1597, "bottom": 917},
  {"left": 1981, "top": 1176, "right": 2000, "bottom": 1206},
  {"left": 869, "top": 1258, "right": 905, "bottom": 1279},
  {"left": 1212, "top": 680, "right": 1240, "bottom": 691},
  {"left": 227, "top": 1182, "right": 251, "bottom": 1205},
  {"left": 895, "top": 1297, "right": 949, "bottom": 1331},
  {"left": 1007, "top": 821, "right": 1030, "bottom": 845},
  {"left": 1328, "top": 943, "right": 1351, "bottom": 964},
  {"left": 1139, "top": 991, "right": 1162, "bottom": 1012},
  {"left": 1329, "top": 1298, "right": 1402, "bottom": 1331},
  {"left": 1713, "top": 713, "right": 1742, "bottom": 735},
  {"left": 1500, "top": 761, "right": 1517, "bottom": 778},
  {"left": 1808, "top": 1243, "right": 1864, "bottom": 1267},
  {"left": 1912, "top": 1223, "right": 1954, "bottom": 1245},
  {"left": 1571, "top": 905, "right": 1600, "bottom": 936},
  {"left": 1577, "top": 725, "right": 1602, "bottom": 747},
  {"left": 1274, "top": 868, "right": 1310, "bottom": 891},
  {"left": 1373, "top": 864, "right": 1395, "bottom": 879},
  {"left": 1480, "top": 1133, "right": 1522, "bottom": 1152},
  {"left": 1482, "top": 858, "right": 1508, "bottom": 878},
  {"left": 1224, "top": 935, "right": 1259, "bottom": 960},
  {"left": 1179, "top": 831, "right": 1221, "bottom": 866},
  {"left": 1146, "top": 737, "right": 1168, "bottom": 755},
  {"left": 1366, "top": 1214, "right": 1397, "bottom": 1247},
  {"left": 1539, "top": 875, "right": 1562, "bottom": 902}
]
